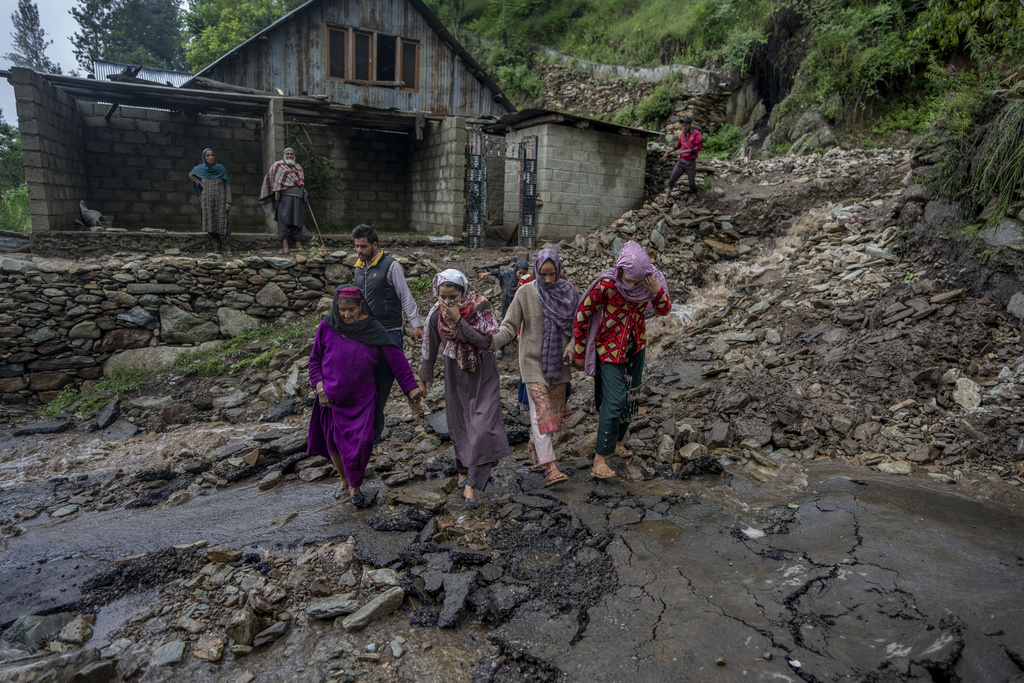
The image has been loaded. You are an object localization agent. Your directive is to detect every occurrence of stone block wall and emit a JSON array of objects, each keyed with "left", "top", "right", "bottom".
[
  {"left": 411, "top": 118, "right": 466, "bottom": 236},
  {"left": 504, "top": 123, "right": 646, "bottom": 239},
  {"left": 10, "top": 68, "right": 88, "bottom": 233},
  {"left": 78, "top": 103, "right": 266, "bottom": 232},
  {"left": 291, "top": 123, "right": 410, "bottom": 233},
  {"left": 0, "top": 253, "right": 356, "bottom": 403}
]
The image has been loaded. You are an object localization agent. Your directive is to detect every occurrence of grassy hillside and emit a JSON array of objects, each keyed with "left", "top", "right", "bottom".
[{"left": 431, "top": 0, "right": 1024, "bottom": 132}]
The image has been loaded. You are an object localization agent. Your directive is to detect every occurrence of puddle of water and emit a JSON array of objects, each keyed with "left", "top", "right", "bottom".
[
  {"left": 636, "top": 519, "right": 684, "bottom": 546},
  {"left": 673, "top": 206, "right": 830, "bottom": 327},
  {"left": 88, "top": 589, "right": 159, "bottom": 645}
]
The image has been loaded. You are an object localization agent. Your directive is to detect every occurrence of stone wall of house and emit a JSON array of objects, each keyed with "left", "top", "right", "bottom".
[
  {"left": 0, "top": 252, "right": 423, "bottom": 404},
  {"left": 410, "top": 118, "right": 467, "bottom": 236},
  {"left": 77, "top": 102, "right": 267, "bottom": 232},
  {"left": 504, "top": 123, "right": 647, "bottom": 239},
  {"left": 9, "top": 68, "right": 89, "bottom": 233},
  {"left": 296, "top": 123, "right": 411, "bottom": 234}
]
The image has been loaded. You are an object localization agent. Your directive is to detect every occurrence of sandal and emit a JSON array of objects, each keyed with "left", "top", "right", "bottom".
[
  {"left": 545, "top": 469, "right": 569, "bottom": 487},
  {"left": 333, "top": 484, "right": 346, "bottom": 500},
  {"left": 591, "top": 464, "right": 617, "bottom": 479},
  {"left": 464, "top": 496, "right": 479, "bottom": 509}
]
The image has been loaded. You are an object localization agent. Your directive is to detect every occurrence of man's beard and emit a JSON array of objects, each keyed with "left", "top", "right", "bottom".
[{"left": 284, "top": 158, "right": 295, "bottom": 166}]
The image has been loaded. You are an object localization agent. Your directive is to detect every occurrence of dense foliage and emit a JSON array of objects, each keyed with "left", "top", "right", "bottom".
[
  {"left": 179, "top": 0, "right": 307, "bottom": 71},
  {"left": 71, "top": 0, "right": 186, "bottom": 72}
]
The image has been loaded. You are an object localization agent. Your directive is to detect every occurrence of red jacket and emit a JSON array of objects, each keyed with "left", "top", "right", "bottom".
[{"left": 674, "top": 129, "right": 703, "bottom": 162}]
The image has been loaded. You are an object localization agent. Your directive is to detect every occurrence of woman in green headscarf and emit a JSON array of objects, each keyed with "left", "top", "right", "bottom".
[{"left": 188, "top": 148, "right": 232, "bottom": 254}]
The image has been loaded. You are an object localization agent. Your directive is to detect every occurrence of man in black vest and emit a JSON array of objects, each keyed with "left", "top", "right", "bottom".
[{"left": 352, "top": 224, "right": 423, "bottom": 440}]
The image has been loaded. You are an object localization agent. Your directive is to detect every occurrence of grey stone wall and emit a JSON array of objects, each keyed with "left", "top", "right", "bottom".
[
  {"left": 410, "top": 118, "right": 466, "bottom": 236},
  {"left": 0, "top": 251, "right": 422, "bottom": 403},
  {"left": 505, "top": 123, "right": 647, "bottom": 239},
  {"left": 77, "top": 102, "right": 266, "bottom": 232},
  {"left": 10, "top": 68, "right": 88, "bottom": 233}
]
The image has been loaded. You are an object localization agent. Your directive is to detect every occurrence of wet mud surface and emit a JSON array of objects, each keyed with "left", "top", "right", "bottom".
[{"left": 1, "top": 454, "right": 1023, "bottom": 682}]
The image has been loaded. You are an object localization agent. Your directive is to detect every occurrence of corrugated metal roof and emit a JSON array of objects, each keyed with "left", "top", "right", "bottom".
[
  {"left": 92, "top": 60, "right": 194, "bottom": 87},
  {"left": 484, "top": 109, "right": 662, "bottom": 137}
]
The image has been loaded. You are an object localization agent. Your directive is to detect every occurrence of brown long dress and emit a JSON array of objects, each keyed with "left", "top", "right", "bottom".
[
  {"left": 419, "top": 308, "right": 510, "bottom": 491},
  {"left": 188, "top": 173, "right": 231, "bottom": 251}
]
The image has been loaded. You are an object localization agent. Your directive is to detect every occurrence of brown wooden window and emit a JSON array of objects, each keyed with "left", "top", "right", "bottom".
[
  {"left": 328, "top": 28, "right": 346, "bottom": 79},
  {"left": 400, "top": 40, "right": 418, "bottom": 90},
  {"left": 353, "top": 31, "right": 372, "bottom": 81},
  {"left": 377, "top": 34, "right": 397, "bottom": 82},
  {"left": 325, "top": 26, "right": 418, "bottom": 90}
]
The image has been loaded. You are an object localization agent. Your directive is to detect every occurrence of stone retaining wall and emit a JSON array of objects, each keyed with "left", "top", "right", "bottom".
[{"left": 0, "top": 251, "right": 429, "bottom": 404}]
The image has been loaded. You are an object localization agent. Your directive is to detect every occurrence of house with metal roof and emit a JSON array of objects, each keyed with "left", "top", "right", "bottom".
[{"left": 4, "top": 0, "right": 654, "bottom": 248}]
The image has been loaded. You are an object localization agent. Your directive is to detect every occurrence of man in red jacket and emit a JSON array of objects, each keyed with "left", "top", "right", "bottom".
[{"left": 660, "top": 116, "right": 703, "bottom": 208}]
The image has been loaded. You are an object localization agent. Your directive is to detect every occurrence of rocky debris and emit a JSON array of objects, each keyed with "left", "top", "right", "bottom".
[
  {"left": 0, "top": 648, "right": 101, "bottom": 681},
  {"left": 2, "top": 612, "right": 75, "bottom": 651},
  {"left": 150, "top": 639, "right": 186, "bottom": 666},
  {"left": 191, "top": 635, "right": 225, "bottom": 662},
  {"left": 307, "top": 594, "right": 359, "bottom": 620},
  {"left": 13, "top": 419, "right": 73, "bottom": 436},
  {"left": 257, "top": 471, "right": 283, "bottom": 491},
  {"left": 206, "top": 545, "right": 243, "bottom": 563},
  {"left": 341, "top": 587, "right": 406, "bottom": 632}
]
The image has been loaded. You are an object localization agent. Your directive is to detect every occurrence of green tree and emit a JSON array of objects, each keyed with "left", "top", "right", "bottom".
[
  {"left": 180, "top": 0, "right": 306, "bottom": 72},
  {"left": 0, "top": 110, "right": 25, "bottom": 192},
  {"left": 70, "top": 0, "right": 186, "bottom": 72},
  {"left": 4, "top": 0, "right": 62, "bottom": 73}
]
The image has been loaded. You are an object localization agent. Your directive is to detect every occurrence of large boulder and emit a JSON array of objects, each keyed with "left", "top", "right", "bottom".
[
  {"left": 159, "top": 305, "right": 220, "bottom": 344},
  {"left": 979, "top": 218, "right": 1024, "bottom": 248},
  {"left": 97, "top": 328, "right": 152, "bottom": 353},
  {"left": 218, "top": 308, "right": 260, "bottom": 338},
  {"left": 104, "top": 341, "right": 222, "bottom": 376}
]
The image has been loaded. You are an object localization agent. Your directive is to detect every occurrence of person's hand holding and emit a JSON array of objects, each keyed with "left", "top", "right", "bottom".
[
  {"left": 562, "top": 348, "right": 574, "bottom": 366},
  {"left": 417, "top": 380, "right": 428, "bottom": 396},
  {"left": 413, "top": 327, "right": 424, "bottom": 343},
  {"left": 315, "top": 381, "right": 330, "bottom": 407},
  {"left": 642, "top": 275, "right": 662, "bottom": 296},
  {"left": 225, "top": 202, "right": 231, "bottom": 212},
  {"left": 477, "top": 272, "right": 489, "bottom": 280},
  {"left": 441, "top": 302, "right": 461, "bottom": 322}
]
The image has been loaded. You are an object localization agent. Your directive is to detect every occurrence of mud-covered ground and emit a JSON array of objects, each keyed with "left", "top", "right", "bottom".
[{"left": 2, "top": 148, "right": 1023, "bottom": 682}]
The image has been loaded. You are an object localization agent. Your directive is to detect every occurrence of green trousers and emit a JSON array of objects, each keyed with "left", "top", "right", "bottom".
[{"left": 595, "top": 348, "right": 645, "bottom": 457}]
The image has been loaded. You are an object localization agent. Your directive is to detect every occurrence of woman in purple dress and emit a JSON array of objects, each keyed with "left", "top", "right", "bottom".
[{"left": 307, "top": 285, "right": 423, "bottom": 507}]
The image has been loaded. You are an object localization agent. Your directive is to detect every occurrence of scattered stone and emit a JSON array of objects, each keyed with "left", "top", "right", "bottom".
[
  {"left": 151, "top": 639, "right": 187, "bottom": 666},
  {"left": 298, "top": 466, "right": 328, "bottom": 482},
  {"left": 439, "top": 572, "right": 477, "bottom": 628},
  {"left": 52, "top": 504, "right": 79, "bottom": 518},
  {"left": 58, "top": 617, "right": 92, "bottom": 644},
  {"left": 14, "top": 419, "right": 73, "bottom": 436},
  {"left": 366, "top": 568, "right": 402, "bottom": 586},
  {"left": 395, "top": 488, "right": 446, "bottom": 513},
  {"left": 341, "top": 587, "right": 406, "bottom": 632},
  {"left": 952, "top": 377, "right": 982, "bottom": 410},
  {"left": 192, "top": 636, "right": 225, "bottom": 662},
  {"left": 253, "top": 621, "right": 289, "bottom": 647},
  {"left": 258, "top": 471, "right": 284, "bottom": 491},
  {"left": 95, "top": 396, "right": 121, "bottom": 429},
  {"left": 307, "top": 594, "right": 360, "bottom": 620},
  {"left": 207, "top": 545, "right": 243, "bottom": 563},
  {"left": 877, "top": 461, "right": 913, "bottom": 475},
  {"left": 226, "top": 607, "right": 260, "bottom": 646}
]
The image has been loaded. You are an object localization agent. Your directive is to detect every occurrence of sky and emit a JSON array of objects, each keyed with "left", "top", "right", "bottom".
[{"left": 0, "top": 0, "right": 82, "bottom": 125}]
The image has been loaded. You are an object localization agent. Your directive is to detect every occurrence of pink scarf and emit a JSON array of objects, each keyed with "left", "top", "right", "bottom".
[{"left": 421, "top": 270, "right": 499, "bottom": 372}]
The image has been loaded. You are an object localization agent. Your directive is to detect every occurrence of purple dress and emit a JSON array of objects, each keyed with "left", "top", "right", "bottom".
[{"left": 306, "top": 321, "right": 417, "bottom": 487}]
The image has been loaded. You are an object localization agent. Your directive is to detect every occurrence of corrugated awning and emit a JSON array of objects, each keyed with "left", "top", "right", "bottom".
[{"left": 484, "top": 108, "right": 661, "bottom": 137}]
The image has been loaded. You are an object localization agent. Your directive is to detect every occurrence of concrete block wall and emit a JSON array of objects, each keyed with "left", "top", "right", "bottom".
[
  {"left": 10, "top": 68, "right": 88, "bottom": 233},
  {"left": 294, "top": 123, "right": 411, "bottom": 233},
  {"left": 504, "top": 124, "right": 647, "bottom": 239},
  {"left": 411, "top": 117, "right": 466, "bottom": 236},
  {"left": 78, "top": 103, "right": 266, "bottom": 232}
]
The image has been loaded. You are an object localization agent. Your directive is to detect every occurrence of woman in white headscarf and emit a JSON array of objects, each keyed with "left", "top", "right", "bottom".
[{"left": 419, "top": 269, "right": 510, "bottom": 508}]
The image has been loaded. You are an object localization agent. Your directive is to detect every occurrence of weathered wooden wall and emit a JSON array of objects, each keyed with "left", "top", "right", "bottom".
[{"left": 201, "top": 0, "right": 508, "bottom": 119}]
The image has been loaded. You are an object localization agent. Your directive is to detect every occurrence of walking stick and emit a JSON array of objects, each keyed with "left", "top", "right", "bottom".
[{"left": 304, "top": 196, "right": 327, "bottom": 256}]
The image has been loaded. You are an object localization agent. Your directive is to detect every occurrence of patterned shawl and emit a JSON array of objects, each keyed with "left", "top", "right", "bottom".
[
  {"left": 258, "top": 155, "right": 305, "bottom": 215},
  {"left": 190, "top": 148, "right": 230, "bottom": 198},
  {"left": 534, "top": 249, "right": 579, "bottom": 380},
  {"left": 579, "top": 240, "right": 668, "bottom": 377},
  {"left": 421, "top": 269, "right": 499, "bottom": 372}
]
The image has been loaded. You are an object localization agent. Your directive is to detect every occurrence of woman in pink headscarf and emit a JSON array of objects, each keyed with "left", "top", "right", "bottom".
[{"left": 573, "top": 241, "right": 671, "bottom": 479}]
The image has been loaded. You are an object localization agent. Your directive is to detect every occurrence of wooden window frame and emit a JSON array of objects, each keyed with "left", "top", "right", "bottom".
[
  {"left": 323, "top": 24, "right": 418, "bottom": 91},
  {"left": 399, "top": 39, "right": 419, "bottom": 92},
  {"left": 326, "top": 25, "right": 347, "bottom": 82}
]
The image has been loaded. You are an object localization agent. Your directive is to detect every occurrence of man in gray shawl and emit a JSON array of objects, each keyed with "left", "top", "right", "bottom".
[{"left": 259, "top": 147, "right": 307, "bottom": 254}]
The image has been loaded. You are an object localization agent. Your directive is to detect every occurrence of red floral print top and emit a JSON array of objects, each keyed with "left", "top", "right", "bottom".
[{"left": 573, "top": 277, "right": 671, "bottom": 364}]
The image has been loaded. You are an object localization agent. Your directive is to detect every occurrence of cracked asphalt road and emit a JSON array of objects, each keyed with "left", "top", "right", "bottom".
[
  {"left": 488, "top": 465, "right": 1024, "bottom": 682},
  {"left": 2, "top": 460, "right": 1023, "bottom": 682}
]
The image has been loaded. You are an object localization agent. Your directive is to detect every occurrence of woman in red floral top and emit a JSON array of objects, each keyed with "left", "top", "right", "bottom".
[{"left": 573, "top": 241, "right": 671, "bottom": 478}]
